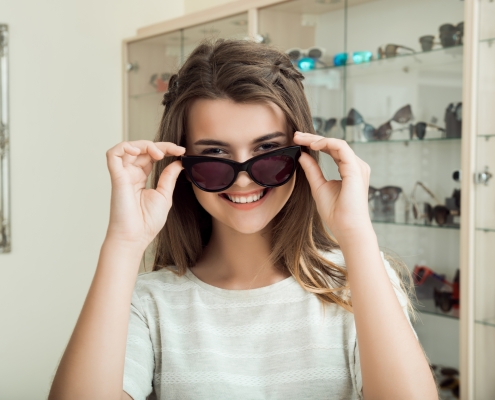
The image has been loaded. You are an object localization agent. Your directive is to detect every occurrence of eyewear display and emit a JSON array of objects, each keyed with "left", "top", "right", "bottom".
[
  {"left": 342, "top": 105, "right": 413, "bottom": 141},
  {"left": 181, "top": 146, "right": 301, "bottom": 192}
]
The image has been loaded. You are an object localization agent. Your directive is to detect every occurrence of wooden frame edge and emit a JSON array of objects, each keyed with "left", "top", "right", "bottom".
[{"left": 460, "top": 0, "right": 478, "bottom": 398}]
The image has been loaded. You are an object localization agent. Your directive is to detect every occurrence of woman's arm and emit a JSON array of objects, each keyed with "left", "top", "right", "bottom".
[
  {"left": 339, "top": 226, "right": 437, "bottom": 399},
  {"left": 49, "top": 140, "right": 186, "bottom": 399},
  {"left": 48, "top": 238, "right": 145, "bottom": 400},
  {"left": 293, "top": 132, "right": 437, "bottom": 399}
]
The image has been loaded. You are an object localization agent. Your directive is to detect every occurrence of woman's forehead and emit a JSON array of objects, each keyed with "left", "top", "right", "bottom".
[{"left": 186, "top": 98, "right": 289, "bottom": 145}]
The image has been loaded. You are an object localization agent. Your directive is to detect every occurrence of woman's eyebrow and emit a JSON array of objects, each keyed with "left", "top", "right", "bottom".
[
  {"left": 252, "top": 132, "right": 287, "bottom": 144},
  {"left": 193, "top": 132, "right": 287, "bottom": 146}
]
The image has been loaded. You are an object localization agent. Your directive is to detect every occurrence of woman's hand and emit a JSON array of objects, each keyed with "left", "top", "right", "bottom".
[
  {"left": 293, "top": 131, "right": 372, "bottom": 243},
  {"left": 105, "top": 140, "right": 185, "bottom": 250}
]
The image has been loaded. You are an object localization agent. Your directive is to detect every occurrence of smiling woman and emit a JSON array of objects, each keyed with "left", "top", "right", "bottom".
[{"left": 48, "top": 38, "right": 438, "bottom": 400}]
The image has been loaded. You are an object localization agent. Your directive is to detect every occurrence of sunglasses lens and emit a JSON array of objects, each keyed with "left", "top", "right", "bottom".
[
  {"left": 392, "top": 104, "right": 413, "bottom": 123},
  {"left": 419, "top": 36, "right": 434, "bottom": 51},
  {"left": 308, "top": 48, "right": 322, "bottom": 59},
  {"left": 385, "top": 44, "right": 397, "bottom": 57},
  {"left": 333, "top": 52, "right": 348, "bottom": 66},
  {"left": 416, "top": 122, "right": 427, "bottom": 139},
  {"left": 287, "top": 49, "right": 300, "bottom": 61},
  {"left": 347, "top": 108, "right": 364, "bottom": 125},
  {"left": 324, "top": 118, "right": 337, "bottom": 133},
  {"left": 191, "top": 162, "right": 235, "bottom": 191},
  {"left": 433, "top": 206, "right": 449, "bottom": 225},
  {"left": 381, "top": 187, "right": 401, "bottom": 202},
  {"left": 363, "top": 123, "right": 376, "bottom": 140},
  {"left": 251, "top": 155, "right": 294, "bottom": 186},
  {"left": 376, "top": 122, "right": 392, "bottom": 140}
]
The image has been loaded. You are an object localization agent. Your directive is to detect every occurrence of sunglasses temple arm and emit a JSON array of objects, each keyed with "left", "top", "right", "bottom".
[
  {"left": 427, "top": 123, "right": 446, "bottom": 131},
  {"left": 416, "top": 181, "right": 443, "bottom": 205}
]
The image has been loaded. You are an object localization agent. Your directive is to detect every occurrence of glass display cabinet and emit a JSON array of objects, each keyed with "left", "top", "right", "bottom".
[{"left": 123, "top": 1, "right": 495, "bottom": 397}]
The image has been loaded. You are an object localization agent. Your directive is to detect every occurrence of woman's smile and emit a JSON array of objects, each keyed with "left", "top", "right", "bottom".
[{"left": 219, "top": 187, "right": 273, "bottom": 210}]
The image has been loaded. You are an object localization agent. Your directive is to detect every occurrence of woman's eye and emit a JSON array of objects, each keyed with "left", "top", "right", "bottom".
[
  {"left": 201, "top": 148, "right": 225, "bottom": 155},
  {"left": 259, "top": 142, "right": 280, "bottom": 151}
]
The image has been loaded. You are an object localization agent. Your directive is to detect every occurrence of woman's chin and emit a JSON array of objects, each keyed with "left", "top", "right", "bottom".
[{"left": 226, "top": 218, "right": 272, "bottom": 235}]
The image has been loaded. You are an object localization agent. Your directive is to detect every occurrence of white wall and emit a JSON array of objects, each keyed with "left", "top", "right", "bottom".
[{"left": 0, "top": 1, "right": 184, "bottom": 398}]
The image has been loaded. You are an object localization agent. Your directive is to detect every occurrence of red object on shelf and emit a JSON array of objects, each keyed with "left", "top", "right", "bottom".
[{"left": 156, "top": 78, "right": 169, "bottom": 92}]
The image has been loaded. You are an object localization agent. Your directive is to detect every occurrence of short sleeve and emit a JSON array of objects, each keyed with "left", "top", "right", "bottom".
[
  {"left": 123, "top": 289, "right": 155, "bottom": 400},
  {"left": 353, "top": 251, "right": 418, "bottom": 398}
]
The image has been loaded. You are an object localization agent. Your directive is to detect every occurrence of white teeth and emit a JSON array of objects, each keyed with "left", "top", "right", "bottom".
[{"left": 226, "top": 190, "right": 266, "bottom": 204}]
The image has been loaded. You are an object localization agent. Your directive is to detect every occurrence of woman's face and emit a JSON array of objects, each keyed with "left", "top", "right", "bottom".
[{"left": 185, "top": 98, "right": 296, "bottom": 235}]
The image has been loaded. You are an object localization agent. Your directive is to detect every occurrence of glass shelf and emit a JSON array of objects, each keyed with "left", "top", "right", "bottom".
[
  {"left": 475, "top": 318, "right": 495, "bottom": 328},
  {"left": 301, "top": 44, "right": 463, "bottom": 77},
  {"left": 371, "top": 220, "right": 460, "bottom": 230},
  {"left": 478, "top": 133, "right": 495, "bottom": 139},
  {"left": 414, "top": 298, "right": 459, "bottom": 321},
  {"left": 347, "top": 137, "right": 462, "bottom": 145},
  {"left": 475, "top": 227, "right": 495, "bottom": 233},
  {"left": 479, "top": 37, "right": 495, "bottom": 44}
]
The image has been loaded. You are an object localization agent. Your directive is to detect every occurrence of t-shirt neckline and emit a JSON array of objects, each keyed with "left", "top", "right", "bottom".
[{"left": 184, "top": 267, "right": 296, "bottom": 298}]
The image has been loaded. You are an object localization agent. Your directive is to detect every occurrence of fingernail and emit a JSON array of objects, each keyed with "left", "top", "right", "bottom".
[{"left": 295, "top": 131, "right": 305, "bottom": 135}]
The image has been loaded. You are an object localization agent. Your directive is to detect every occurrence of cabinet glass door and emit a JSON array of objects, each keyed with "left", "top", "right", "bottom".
[
  {"left": 472, "top": 0, "right": 495, "bottom": 397},
  {"left": 259, "top": 1, "right": 463, "bottom": 397}
]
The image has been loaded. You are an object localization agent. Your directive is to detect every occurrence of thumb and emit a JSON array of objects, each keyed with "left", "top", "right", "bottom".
[
  {"left": 155, "top": 160, "right": 184, "bottom": 202},
  {"left": 298, "top": 152, "right": 327, "bottom": 195}
]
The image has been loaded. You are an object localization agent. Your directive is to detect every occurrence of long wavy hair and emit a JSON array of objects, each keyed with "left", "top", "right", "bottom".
[{"left": 148, "top": 38, "right": 417, "bottom": 319}]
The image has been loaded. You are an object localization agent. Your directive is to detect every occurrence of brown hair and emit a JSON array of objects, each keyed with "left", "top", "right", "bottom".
[{"left": 149, "top": 38, "right": 417, "bottom": 319}]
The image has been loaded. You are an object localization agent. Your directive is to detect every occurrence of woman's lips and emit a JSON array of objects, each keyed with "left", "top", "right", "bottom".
[{"left": 219, "top": 188, "right": 272, "bottom": 210}]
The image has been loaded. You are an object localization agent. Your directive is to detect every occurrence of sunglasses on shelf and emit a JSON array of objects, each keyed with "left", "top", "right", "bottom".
[
  {"left": 181, "top": 146, "right": 302, "bottom": 193},
  {"left": 377, "top": 44, "right": 415, "bottom": 59},
  {"left": 439, "top": 22, "right": 464, "bottom": 47},
  {"left": 368, "top": 186, "right": 403, "bottom": 203},
  {"left": 342, "top": 105, "right": 413, "bottom": 141},
  {"left": 409, "top": 122, "right": 445, "bottom": 139},
  {"left": 410, "top": 181, "right": 452, "bottom": 226}
]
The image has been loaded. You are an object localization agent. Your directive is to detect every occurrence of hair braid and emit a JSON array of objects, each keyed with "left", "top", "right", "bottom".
[{"left": 161, "top": 73, "right": 180, "bottom": 110}]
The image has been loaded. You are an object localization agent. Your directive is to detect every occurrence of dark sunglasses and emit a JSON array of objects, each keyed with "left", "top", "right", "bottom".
[
  {"left": 377, "top": 44, "right": 415, "bottom": 58},
  {"left": 368, "top": 186, "right": 403, "bottom": 203},
  {"left": 181, "top": 146, "right": 302, "bottom": 193}
]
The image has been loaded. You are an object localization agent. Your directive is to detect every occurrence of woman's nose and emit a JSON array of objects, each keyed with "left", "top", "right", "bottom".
[{"left": 233, "top": 171, "right": 253, "bottom": 187}]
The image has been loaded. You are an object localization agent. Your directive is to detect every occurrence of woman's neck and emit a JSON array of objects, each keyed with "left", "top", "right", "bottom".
[{"left": 190, "top": 219, "right": 290, "bottom": 290}]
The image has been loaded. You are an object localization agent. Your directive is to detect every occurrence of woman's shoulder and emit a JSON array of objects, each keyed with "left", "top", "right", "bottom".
[{"left": 134, "top": 266, "right": 195, "bottom": 295}]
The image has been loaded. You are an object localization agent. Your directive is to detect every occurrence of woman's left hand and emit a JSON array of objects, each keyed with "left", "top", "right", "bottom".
[{"left": 293, "top": 131, "right": 372, "bottom": 243}]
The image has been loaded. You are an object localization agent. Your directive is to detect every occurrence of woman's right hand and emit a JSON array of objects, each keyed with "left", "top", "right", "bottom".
[{"left": 104, "top": 140, "right": 186, "bottom": 250}]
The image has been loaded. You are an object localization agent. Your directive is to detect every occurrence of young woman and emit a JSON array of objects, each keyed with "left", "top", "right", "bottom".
[{"left": 49, "top": 39, "right": 438, "bottom": 399}]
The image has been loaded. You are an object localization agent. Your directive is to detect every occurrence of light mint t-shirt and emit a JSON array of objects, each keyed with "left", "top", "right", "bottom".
[{"left": 123, "top": 249, "right": 416, "bottom": 400}]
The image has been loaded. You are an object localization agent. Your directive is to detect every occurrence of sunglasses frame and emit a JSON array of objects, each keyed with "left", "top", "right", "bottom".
[{"left": 181, "top": 145, "right": 302, "bottom": 193}]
